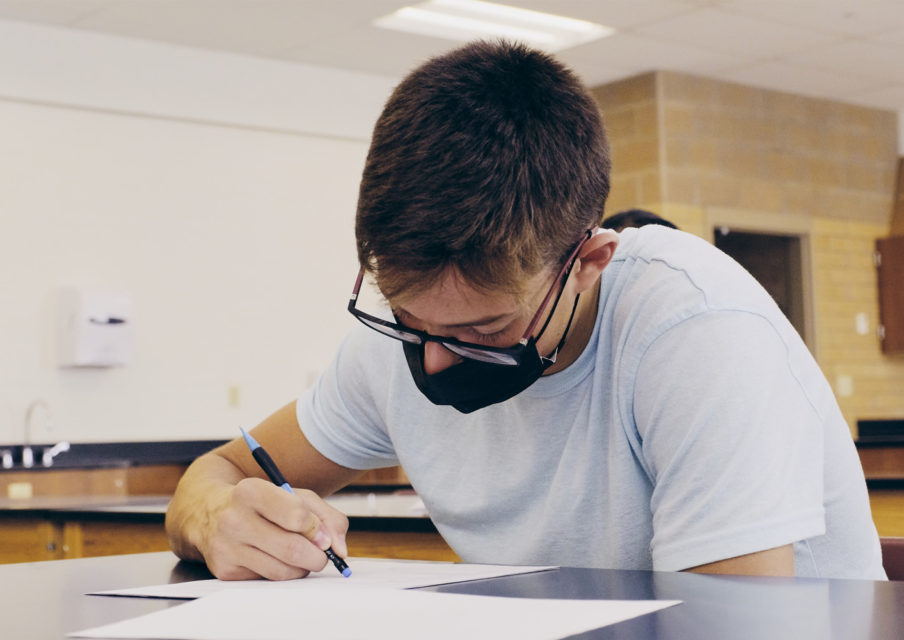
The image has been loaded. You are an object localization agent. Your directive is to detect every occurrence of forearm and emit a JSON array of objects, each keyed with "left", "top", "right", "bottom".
[
  {"left": 165, "top": 450, "right": 246, "bottom": 562},
  {"left": 686, "top": 544, "right": 795, "bottom": 577}
]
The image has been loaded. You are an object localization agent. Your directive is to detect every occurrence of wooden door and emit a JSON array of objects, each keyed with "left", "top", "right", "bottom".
[{"left": 876, "top": 236, "right": 904, "bottom": 354}]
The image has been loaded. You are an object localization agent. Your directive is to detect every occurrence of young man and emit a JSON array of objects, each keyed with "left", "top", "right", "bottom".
[{"left": 166, "top": 41, "right": 885, "bottom": 581}]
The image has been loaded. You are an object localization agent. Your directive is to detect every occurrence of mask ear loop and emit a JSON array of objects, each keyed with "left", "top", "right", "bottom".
[
  {"left": 540, "top": 293, "right": 580, "bottom": 365},
  {"left": 534, "top": 251, "right": 583, "bottom": 364}
]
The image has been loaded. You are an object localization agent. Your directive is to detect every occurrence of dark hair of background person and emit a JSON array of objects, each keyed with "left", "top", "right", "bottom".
[
  {"left": 601, "top": 208, "right": 679, "bottom": 232},
  {"left": 356, "top": 40, "right": 612, "bottom": 304}
]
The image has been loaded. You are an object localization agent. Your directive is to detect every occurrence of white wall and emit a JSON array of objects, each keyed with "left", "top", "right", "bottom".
[{"left": 0, "top": 21, "right": 399, "bottom": 443}]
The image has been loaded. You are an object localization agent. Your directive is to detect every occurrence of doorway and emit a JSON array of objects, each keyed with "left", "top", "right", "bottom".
[{"left": 714, "top": 227, "right": 809, "bottom": 345}]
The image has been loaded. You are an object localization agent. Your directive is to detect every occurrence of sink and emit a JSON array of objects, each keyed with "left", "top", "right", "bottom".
[{"left": 0, "top": 439, "right": 226, "bottom": 472}]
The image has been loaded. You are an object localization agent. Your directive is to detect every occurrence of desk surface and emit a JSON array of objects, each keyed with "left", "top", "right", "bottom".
[{"left": 3, "top": 552, "right": 903, "bottom": 639}]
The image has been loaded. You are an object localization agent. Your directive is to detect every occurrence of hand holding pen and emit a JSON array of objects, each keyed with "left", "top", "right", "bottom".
[{"left": 240, "top": 427, "right": 352, "bottom": 578}]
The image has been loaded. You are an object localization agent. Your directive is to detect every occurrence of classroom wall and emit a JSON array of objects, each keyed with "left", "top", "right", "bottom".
[
  {"left": 592, "top": 72, "right": 904, "bottom": 436},
  {"left": 0, "top": 21, "right": 398, "bottom": 443},
  {"left": 3, "top": 19, "right": 901, "bottom": 445}
]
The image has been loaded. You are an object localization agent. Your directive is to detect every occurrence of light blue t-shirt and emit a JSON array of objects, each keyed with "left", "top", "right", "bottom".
[{"left": 299, "top": 226, "right": 885, "bottom": 579}]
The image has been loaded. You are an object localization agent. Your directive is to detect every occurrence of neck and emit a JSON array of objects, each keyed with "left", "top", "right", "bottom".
[{"left": 543, "top": 278, "right": 600, "bottom": 375}]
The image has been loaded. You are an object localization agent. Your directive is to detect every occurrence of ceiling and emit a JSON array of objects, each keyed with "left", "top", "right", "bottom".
[{"left": 1, "top": 0, "right": 903, "bottom": 117}]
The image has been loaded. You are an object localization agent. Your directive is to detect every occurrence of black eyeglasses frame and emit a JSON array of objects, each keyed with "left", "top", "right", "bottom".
[{"left": 347, "top": 230, "right": 592, "bottom": 367}]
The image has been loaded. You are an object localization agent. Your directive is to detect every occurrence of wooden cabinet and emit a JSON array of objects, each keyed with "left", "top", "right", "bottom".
[
  {"left": 346, "top": 521, "right": 459, "bottom": 562},
  {"left": 868, "top": 489, "right": 904, "bottom": 537},
  {"left": 0, "top": 463, "right": 452, "bottom": 565},
  {"left": 0, "top": 465, "right": 181, "bottom": 564},
  {"left": 0, "top": 511, "right": 455, "bottom": 565},
  {"left": 61, "top": 518, "right": 171, "bottom": 559},
  {"left": 855, "top": 438, "right": 904, "bottom": 537},
  {"left": 0, "top": 511, "right": 172, "bottom": 564},
  {"left": 0, "top": 464, "right": 458, "bottom": 565},
  {"left": 0, "top": 515, "right": 61, "bottom": 563},
  {"left": 876, "top": 236, "right": 904, "bottom": 354},
  {"left": 0, "top": 464, "right": 187, "bottom": 499}
]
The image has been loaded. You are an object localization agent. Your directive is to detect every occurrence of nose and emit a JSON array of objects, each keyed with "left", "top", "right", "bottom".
[{"left": 423, "top": 341, "right": 462, "bottom": 375}]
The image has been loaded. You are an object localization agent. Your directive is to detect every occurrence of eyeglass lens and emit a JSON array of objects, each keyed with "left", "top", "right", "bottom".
[
  {"left": 442, "top": 343, "right": 519, "bottom": 365},
  {"left": 356, "top": 315, "right": 422, "bottom": 344},
  {"left": 356, "top": 314, "right": 520, "bottom": 366}
]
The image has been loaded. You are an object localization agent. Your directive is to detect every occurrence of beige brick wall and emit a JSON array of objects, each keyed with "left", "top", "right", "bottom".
[
  {"left": 592, "top": 71, "right": 904, "bottom": 436},
  {"left": 591, "top": 73, "right": 664, "bottom": 217}
]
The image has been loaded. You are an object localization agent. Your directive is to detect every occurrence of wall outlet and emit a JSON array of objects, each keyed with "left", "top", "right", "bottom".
[
  {"left": 836, "top": 375, "right": 854, "bottom": 398},
  {"left": 227, "top": 385, "right": 240, "bottom": 408},
  {"left": 7, "top": 481, "right": 33, "bottom": 500}
]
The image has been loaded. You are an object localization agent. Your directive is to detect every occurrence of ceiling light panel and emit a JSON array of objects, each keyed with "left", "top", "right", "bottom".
[{"left": 374, "top": 0, "right": 614, "bottom": 52}]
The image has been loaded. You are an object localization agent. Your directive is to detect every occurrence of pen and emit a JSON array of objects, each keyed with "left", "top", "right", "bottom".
[{"left": 239, "top": 427, "right": 352, "bottom": 578}]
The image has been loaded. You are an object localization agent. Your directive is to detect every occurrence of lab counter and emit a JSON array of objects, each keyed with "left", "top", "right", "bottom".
[
  {"left": 0, "top": 490, "right": 427, "bottom": 518},
  {"left": 0, "top": 490, "right": 458, "bottom": 564},
  {"left": 855, "top": 420, "right": 904, "bottom": 538}
]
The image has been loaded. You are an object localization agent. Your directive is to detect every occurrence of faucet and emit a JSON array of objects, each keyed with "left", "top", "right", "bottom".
[
  {"left": 42, "top": 441, "right": 71, "bottom": 467},
  {"left": 23, "top": 399, "right": 51, "bottom": 469}
]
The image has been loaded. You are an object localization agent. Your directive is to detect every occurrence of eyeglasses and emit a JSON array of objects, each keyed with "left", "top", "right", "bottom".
[{"left": 347, "top": 230, "right": 592, "bottom": 366}]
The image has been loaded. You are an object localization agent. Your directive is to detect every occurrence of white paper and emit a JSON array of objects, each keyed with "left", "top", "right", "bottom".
[
  {"left": 71, "top": 586, "right": 681, "bottom": 640},
  {"left": 91, "top": 558, "right": 555, "bottom": 599}
]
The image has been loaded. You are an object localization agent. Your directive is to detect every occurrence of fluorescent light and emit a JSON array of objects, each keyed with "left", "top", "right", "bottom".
[{"left": 374, "top": 0, "right": 614, "bottom": 52}]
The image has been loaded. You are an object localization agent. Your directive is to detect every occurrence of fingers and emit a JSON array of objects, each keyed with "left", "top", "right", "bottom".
[
  {"left": 298, "top": 490, "right": 351, "bottom": 558},
  {"left": 218, "top": 486, "right": 332, "bottom": 575},
  {"left": 202, "top": 478, "right": 349, "bottom": 581},
  {"left": 208, "top": 541, "right": 312, "bottom": 582},
  {"left": 241, "top": 479, "right": 350, "bottom": 556}
]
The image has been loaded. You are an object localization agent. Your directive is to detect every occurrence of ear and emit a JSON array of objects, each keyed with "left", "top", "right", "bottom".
[{"left": 571, "top": 228, "right": 619, "bottom": 293}]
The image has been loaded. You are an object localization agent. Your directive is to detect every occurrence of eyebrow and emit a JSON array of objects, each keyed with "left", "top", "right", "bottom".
[{"left": 395, "top": 308, "right": 513, "bottom": 330}]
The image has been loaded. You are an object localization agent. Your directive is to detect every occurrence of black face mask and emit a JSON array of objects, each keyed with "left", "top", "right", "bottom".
[{"left": 403, "top": 294, "right": 580, "bottom": 414}]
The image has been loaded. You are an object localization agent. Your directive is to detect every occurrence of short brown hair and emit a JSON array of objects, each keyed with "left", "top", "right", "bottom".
[{"left": 356, "top": 40, "right": 610, "bottom": 303}]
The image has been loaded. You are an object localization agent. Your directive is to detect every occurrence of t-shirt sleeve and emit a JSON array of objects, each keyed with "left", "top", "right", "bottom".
[
  {"left": 297, "top": 327, "right": 400, "bottom": 470},
  {"left": 632, "top": 310, "right": 826, "bottom": 571}
]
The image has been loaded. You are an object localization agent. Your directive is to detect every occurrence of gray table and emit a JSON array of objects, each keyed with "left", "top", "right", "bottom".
[{"left": 3, "top": 552, "right": 903, "bottom": 639}]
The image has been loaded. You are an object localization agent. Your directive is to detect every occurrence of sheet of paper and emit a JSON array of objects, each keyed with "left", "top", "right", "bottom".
[
  {"left": 91, "top": 558, "right": 555, "bottom": 599},
  {"left": 71, "top": 586, "right": 681, "bottom": 640}
]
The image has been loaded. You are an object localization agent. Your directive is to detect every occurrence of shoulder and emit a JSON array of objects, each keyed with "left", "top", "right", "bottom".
[
  {"left": 613, "top": 227, "right": 760, "bottom": 298},
  {"left": 605, "top": 227, "right": 787, "bottom": 343},
  {"left": 336, "top": 323, "right": 404, "bottom": 369},
  {"left": 321, "top": 324, "right": 415, "bottom": 415}
]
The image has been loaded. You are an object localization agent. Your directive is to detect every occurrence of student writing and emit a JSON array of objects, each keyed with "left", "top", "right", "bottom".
[{"left": 165, "top": 40, "right": 885, "bottom": 581}]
